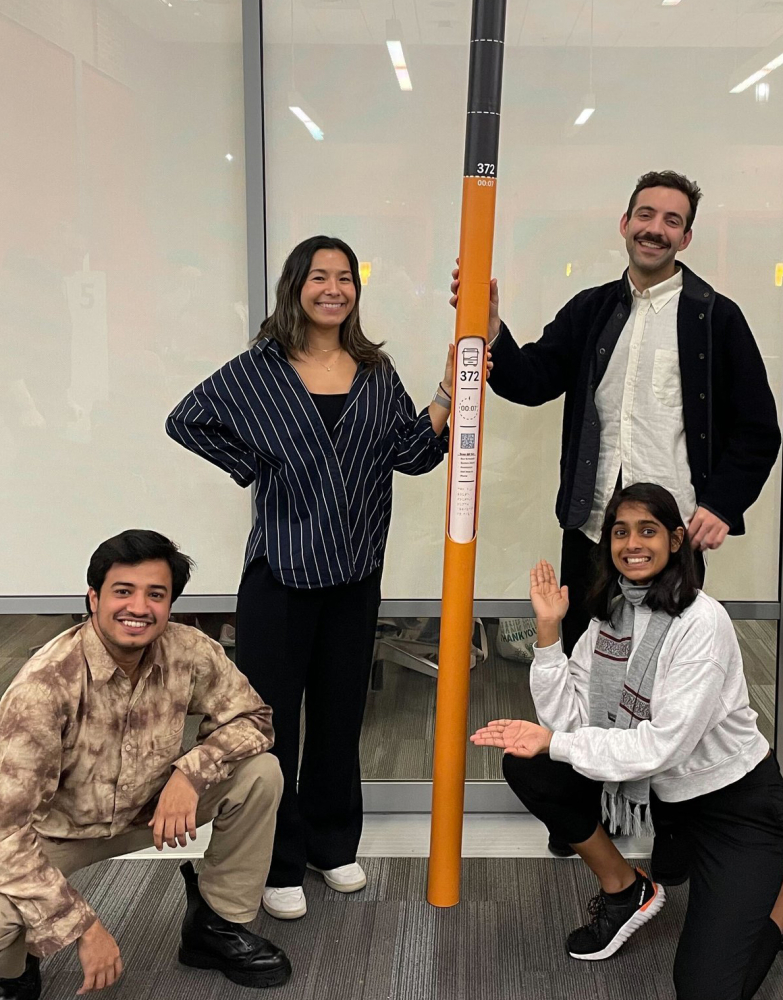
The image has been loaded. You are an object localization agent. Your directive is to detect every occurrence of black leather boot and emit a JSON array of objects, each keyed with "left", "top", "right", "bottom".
[
  {"left": 178, "top": 862, "right": 291, "bottom": 988},
  {"left": 0, "top": 955, "right": 41, "bottom": 1000}
]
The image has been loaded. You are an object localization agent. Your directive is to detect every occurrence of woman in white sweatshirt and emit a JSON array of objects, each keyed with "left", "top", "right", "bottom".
[{"left": 472, "top": 482, "right": 783, "bottom": 1000}]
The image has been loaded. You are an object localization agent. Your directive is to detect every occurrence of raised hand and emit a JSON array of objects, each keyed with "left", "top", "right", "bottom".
[
  {"left": 530, "top": 559, "right": 569, "bottom": 624},
  {"left": 470, "top": 718, "right": 553, "bottom": 758}
]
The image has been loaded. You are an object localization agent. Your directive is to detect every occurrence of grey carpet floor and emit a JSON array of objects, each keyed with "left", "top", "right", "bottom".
[{"left": 39, "top": 857, "right": 783, "bottom": 1000}]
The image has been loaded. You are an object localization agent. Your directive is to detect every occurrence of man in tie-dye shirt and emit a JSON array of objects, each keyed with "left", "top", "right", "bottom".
[{"left": 0, "top": 530, "right": 292, "bottom": 997}]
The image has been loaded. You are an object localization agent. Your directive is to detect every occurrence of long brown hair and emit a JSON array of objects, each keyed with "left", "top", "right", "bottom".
[{"left": 254, "top": 235, "right": 389, "bottom": 367}]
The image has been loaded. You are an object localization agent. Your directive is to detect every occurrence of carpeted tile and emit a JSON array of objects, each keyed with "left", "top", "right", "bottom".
[{"left": 36, "top": 856, "right": 783, "bottom": 1000}]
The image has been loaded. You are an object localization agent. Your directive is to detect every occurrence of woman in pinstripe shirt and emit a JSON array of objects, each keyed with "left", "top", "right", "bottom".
[{"left": 167, "top": 235, "right": 471, "bottom": 920}]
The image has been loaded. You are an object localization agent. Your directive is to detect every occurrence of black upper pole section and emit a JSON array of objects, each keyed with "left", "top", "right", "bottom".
[{"left": 463, "top": 0, "right": 507, "bottom": 178}]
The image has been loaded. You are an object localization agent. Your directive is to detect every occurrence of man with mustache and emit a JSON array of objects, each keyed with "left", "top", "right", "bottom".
[
  {"left": 453, "top": 170, "right": 779, "bottom": 651},
  {"left": 0, "top": 530, "right": 291, "bottom": 997},
  {"left": 451, "top": 170, "right": 780, "bottom": 874}
]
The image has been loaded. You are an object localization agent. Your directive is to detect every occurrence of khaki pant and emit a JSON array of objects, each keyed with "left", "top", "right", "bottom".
[{"left": 0, "top": 753, "right": 282, "bottom": 978}]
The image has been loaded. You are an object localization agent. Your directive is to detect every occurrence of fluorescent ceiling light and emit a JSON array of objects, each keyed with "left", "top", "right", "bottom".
[
  {"left": 386, "top": 20, "right": 412, "bottom": 91},
  {"left": 729, "top": 43, "right": 783, "bottom": 93},
  {"left": 289, "top": 106, "right": 324, "bottom": 141},
  {"left": 574, "top": 107, "right": 595, "bottom": 125},
  {"left": 661, "top": 0, "right": 681, "bottom": 5}
]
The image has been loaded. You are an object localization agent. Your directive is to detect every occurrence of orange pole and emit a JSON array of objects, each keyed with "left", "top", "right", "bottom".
[{"left": 428, "top": 0, "right": 507, "bottom": 908}]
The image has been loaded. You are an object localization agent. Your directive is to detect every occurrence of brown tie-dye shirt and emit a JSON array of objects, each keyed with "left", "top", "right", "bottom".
[{"left": 0, "top": 620, "right": 273, "bottom": 957}]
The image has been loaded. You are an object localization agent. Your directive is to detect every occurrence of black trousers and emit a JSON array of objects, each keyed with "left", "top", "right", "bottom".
[
  {"left": 235, "top": 557, "right": 381, "bottom": 887},
  {"left": 560, "top": 529, "right": 707, "bottom": 657},
  {"left": 503, "top": 752, "right": 783, "bottom": 1000}
]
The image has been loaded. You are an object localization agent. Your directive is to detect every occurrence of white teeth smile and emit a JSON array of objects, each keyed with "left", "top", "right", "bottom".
[
  {"left": 625, "top": 557, "right": 651, "bottom": 564},
  {"left": 120, "top": 620, "right": 149, "bottom": 629},
  {"left": 638, "top": 240, "right": 666, "bottom": 250},
  {"left": 316, "top": 303, "right": 344, "bottom": 309}
]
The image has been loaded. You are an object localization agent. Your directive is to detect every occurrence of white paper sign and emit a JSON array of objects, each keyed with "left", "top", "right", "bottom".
[{"left": 447, "top": 336, "right": 485, "bottom": 543}]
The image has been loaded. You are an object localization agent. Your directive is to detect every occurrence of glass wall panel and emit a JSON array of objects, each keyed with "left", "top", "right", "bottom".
[
  {"left": 360, "top": 617, "right": 777, "bottom": 780},
  {"left": 0, "top": 0, "right": 250, "bottom": 596},
  {"left": 263, "top": 0, "right": 783, "bottom": 603},
  {"left": 1, "top": 614, "right": 773, "bottom": 780}
]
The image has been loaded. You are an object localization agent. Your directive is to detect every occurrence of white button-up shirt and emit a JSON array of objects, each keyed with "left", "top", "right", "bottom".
[{"left": 582, "top": 268, "right": 697, "bottom": 543}]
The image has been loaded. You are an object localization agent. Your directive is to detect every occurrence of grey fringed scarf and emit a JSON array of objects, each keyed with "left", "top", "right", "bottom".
[{"left": 589, "top": 577, "right": 673, "bottom": 837}]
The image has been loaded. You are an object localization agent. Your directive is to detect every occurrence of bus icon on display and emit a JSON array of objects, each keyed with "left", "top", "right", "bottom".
[{"left": 461, "top": 346, "right": 480, "bottom": 367}]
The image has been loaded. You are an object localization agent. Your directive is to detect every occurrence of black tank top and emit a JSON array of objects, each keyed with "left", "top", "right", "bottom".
[{"left": 310, "top": 392, "right": 348, "bottom": 438}]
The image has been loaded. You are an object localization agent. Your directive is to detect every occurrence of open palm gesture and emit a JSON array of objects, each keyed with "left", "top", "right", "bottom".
[
  {"left": 530, "top": 560, "right": 569, "bottom": 624},
  {"left": 470, "top": 719, "right": 552, "bottom": 758}
]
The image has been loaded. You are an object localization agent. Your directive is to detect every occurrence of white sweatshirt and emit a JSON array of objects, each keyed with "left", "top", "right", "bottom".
[{"left": 536, "top": 591, "right": 769, "bottom": 802}]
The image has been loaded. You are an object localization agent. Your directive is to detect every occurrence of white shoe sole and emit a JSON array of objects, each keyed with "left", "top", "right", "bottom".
[
  {"left": 261, "top": 897, "right": 307, "bottom": 921},
  {"left": 569, "top": 883, "right": 666, "bottom": 961},
  {"left": 306, "top": 863, "right": 367, "bottom": 893}
]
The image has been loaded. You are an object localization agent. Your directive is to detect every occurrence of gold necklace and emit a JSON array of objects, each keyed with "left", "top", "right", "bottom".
[{"left": 305, "top": 350, "right": 342, "bottom": 373}]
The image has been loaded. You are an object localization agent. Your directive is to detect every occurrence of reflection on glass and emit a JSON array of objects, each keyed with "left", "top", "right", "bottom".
[
  {"left": 736, "top": 620, "right": 777, "bottom": 746},
  {"left": 0, "top": 615, "right": 776, "bottom": 781},
  {"left": 361, "top": 617, "right": 778, "bottom": 781}
]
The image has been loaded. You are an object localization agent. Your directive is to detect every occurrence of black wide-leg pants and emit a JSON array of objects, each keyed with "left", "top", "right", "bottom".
[
  {"left": 236, "top": 557, "right": 381, "bottom": 887},
  {"left": 503, "top": 752, "right": 783, "bottom": 999}
]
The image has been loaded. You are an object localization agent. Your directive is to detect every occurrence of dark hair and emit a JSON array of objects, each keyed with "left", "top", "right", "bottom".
[
  {"left": 85, "top": 529, "right": 194, "bottom": 613},
  {"left": 253, "top": 235, "right": 389, "bottom": 367},
  {"left": 627, "top": 171, "right": 703, "bottom": 232},
  {"left": 586, "top": 483, "right": 699, "bottom": 623}
]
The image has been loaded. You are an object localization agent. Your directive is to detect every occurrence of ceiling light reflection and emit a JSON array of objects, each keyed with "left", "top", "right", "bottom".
[
  {"left": 386, "top": 39, "right": 413, "bottom": 91},
  {"left": 289, "top": 106, "right": 324, "bottom": 141}
]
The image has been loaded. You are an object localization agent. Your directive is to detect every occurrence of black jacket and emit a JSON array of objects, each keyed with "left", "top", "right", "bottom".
[{"left": 489, "top": 263, "right": 780, "bottom": 535}]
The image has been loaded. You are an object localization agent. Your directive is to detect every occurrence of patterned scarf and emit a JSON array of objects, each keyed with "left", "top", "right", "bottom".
[{"left": 588, "top": 577, "right": 673, "bottom": 837}]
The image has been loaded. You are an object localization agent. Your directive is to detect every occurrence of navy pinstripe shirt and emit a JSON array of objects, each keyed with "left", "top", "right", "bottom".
[{"left": 166, "top": 337, "right": 448, "bottom": 588}]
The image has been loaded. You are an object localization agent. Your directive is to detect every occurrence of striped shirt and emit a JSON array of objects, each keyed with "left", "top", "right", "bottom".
[{"left": 166, "top": 337, "right": 447, "bottom": 588}]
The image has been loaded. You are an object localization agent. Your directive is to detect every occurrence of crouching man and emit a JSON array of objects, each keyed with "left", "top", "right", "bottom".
[{"left": 0, "top": 530, "right": 291, "bottom": 997}]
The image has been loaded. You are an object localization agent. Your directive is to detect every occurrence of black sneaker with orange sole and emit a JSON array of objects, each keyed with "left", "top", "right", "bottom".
[{"left": 566, "top": 869, "right": 665, "bottom": 961}]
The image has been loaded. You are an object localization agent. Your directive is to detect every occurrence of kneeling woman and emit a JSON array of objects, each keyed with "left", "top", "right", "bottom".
[
  {"left": 472, "top": 483, "right": 783, "bottom": 1000},
  {"left": 167, "top": 236, "right": 463, "bottom": 920}
]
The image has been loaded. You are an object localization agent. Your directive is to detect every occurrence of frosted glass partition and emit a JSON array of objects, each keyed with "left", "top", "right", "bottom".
[
  {"left": 0, "top": 0, "right": 250, "bottom": 595},
  {"left": 263, "top": 0, "right": 783, "bottom": 602}
]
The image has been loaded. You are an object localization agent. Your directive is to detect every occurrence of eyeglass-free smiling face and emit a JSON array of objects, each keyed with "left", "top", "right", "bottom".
[
  {"left": 620, "top": 185, "right": 693, "bottom": 281},
  {"left": 610, "top": 502, "right": 684, "bottom": 583},
  {"left": 299, "top": 249, "right": 357, "bottom": 334},
  {"left": 88, "top": 560, "right": 173, "bottom": 657}
]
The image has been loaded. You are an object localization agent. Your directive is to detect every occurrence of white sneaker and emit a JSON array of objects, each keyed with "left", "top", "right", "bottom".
[
  {"left": 219, "top": 624, "right": 236, "bottom": 648},
  {"left": 306, "top": 862, "right": 367, "bottom": 893},
  {"left": 262, "top": 886, "right": 307, "bottom": 920}
]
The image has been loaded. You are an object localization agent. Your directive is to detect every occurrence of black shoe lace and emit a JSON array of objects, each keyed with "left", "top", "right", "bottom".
[{"left": 579, "top": 892, "right": 608, "bottom": 940}]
